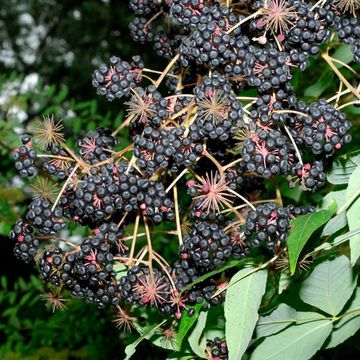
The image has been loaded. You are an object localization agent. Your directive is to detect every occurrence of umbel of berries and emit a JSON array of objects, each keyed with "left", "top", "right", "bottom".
[
  {"left": 180, "top": 221, "right": 232, "bottom": 272},
  {"left": 290, "top": 161, "right": 326, "bottom": 192},
  {"left": 119, "top": 265, "right": 172, "bottom": 309},
  {"left": 245, "top": 204, "right": 291, "bottom": 250},
  {"left": 290, "top": 100, "right": 352, "bottom": 156},
  {"left": 10, "top": 220, "right": 39, "bottom": 264},
  {"left": 12, "top": 134, "right": 37, "bottom": 178},
  {"left": 92, "top": 56, "right": 144, "bottom": 101},
  {"left": 192, "top": 72, "right": 244, "bottom": 142},
  {"left": 206, "top": 337, "right": 228, "bottom": 360},
  {"left": 242, "top": 129, "right": 295, "bottom": 177}
]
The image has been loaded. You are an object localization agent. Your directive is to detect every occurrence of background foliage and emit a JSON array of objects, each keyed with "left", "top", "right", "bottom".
[{"left": 0, "top": 0, "right": 359, "bottom": 359}]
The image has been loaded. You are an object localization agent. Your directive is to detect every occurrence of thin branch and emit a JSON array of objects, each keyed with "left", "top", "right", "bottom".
[
  {"left": 336, "top": 100, "right": 360, "bottom": 110},
  {"left": 155, "top": 54, "right": 180, "bottom": 87},
  {"left": 173, "top": 183, "right": 183, "bottom": 246},
  {"left": 226, "top": 10, "right": 261, "bottom": 34},
  {"left": 129, "top": 213, "right": 141, "bottom": 260},
  {"left": 51, "top": 165, "right": 79, "bottom": 211},
  {"left": 329, "top": 57, "right": 360, "bottom": 78},
  {"left": 321, "top": 53, "right": 360, "bottom": 101},
  {"left": 227, "top": 188, "right": 256, "bottom": 211},
  {"left": 112, "top": 114, "right": 136, "bottom": 137},
  {"left": 327, "top": 88, "right": 351, "bottom": 103},
  {"left": 166, "top": 168, "right": 188, "bottom": 193},
  {"left": 284, "top": 125, "right": 303, "bottom": 165},
  {"left": 202, "top": 149, "right": 224, "bottom": 178}
]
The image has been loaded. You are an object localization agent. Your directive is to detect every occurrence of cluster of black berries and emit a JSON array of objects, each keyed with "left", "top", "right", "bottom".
[
  {"left": 192, "top": 71, "right": 244, "bottom": 141},
  {"left": 119, "top": 266, "right": 173, "bottom": 312},
  {"left": 10, "top": 220, "right": 38, "bottom": 264},
  {"left": 133, "top": 126, "right": 203, "bottom": 174},
  {"left": 12, "top": 135, "right": 37, "bottom": 178},
  {"left": 58, "top": 160, "right": 174, "bottom": 225},
  {"left": 127, "top": 85, "right": 171, "bottom": 133},
  {"left": 242, "top": 129, "right": 295, "bottom": 177},
  {"left": 38, "top": 222, "right": 125, "bottom": 308},
  {"left": 206, "top": 337, "right": 228, "bottom": 360},
  {"left": 172, "top": 258, "right": 226, "bottom": 312},
  {"left": 179, "top": 4, "right": 242, "bottom": 68},
  {"left": 290, "top": 161, "right": 326, "bottom": 192},
  {"left": 180, "top": 221, "right": 232, "bottom": 271},
  {"left": 26, "top": 198, "right": 67, "bottom": 235},
  {"left": 288, "top": 100, "right": 352, "bottom": 156},
  {"left": 129, "top": 0, "right": 160, "bottom": 16},
  {"left": 244, "top": 203, "right": 314, "bottom": 250},
  {"left": 285, "top": 1, "right": 331, "bottom": 59},
  {"left": 137, "top": 179, "right": 175, "bottom": 222},
  {"left": 251, "top": 87, "right": 297, "bottom": 125},
  {"left": 129, "top": 17, "right": 155, "bottom": 43},
  {"left": 245, "top": 204, "right": 291, "bottom": 249},
  {"left": 42, "top": 145, "right": 73, "bottom": 180},
  {"left": 61, "top": 163, "right": 124, "bottom": 223},
  {"left": 334, "top": 11, "right": 360, "bottom": 63},
  {"left": 77, "top": 128, "right": 116, "bottom": 164},
  {"left": 92, "top": 55, "right": 144, "bottom": 101},
  {"left": 243, "top": 47, "right": 293, "bottom": 92}
]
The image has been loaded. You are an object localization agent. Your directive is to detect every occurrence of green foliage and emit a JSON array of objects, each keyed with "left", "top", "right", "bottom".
[
  {"left": 225, "top": 268, "right": 267, "bottom": 360},
  {"left": 0, "top": 275, "right": 155, "bottom": 360},
  {"left": 287, "top": 202, "right": 337, "bottom": 274},
  {"left": 177, "top": 302, "right": 205, "bottom": 349},
  {"left": 251, "top": 312, "right": 333, "bottom": 360},
  {"left": 300, "top": 256, "right": 357, "bottom": 316},
  {"left": 345, "top": 166, "right": 360, "bottom": 264}
]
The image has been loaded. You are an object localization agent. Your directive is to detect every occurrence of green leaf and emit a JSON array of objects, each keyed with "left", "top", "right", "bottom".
[
  {"left": 114, "top": 263, "right": 128, "bottom": 281},
  {"left": 333, "top": 44, "right": 354, "bottom": 66},
  {"left": 287, "top": 202, "right": 337, "bottom": 274},
  {"left": 180, "top": 257, "right": 257, "bottom": 294},
  {"left": 54, "top": 86, "right": 69, "bottom": 103},
  {"left": 300, "top": 256, "right": 357, "bottom": 316},
  {"left": 345, "top": 166, "right": 360, "bottom": 264},
  {"left": 225, "top": 267, "right": 267, "bottom": 360},
  {"left": 251, "top": 312, "right": 332, "bottom": 360},
  {"left": 278, "top": 272, "right": 291, "bottom": 294},
  {"left": 256, "top": 304, "right": 297, "bottom": 339},
  {"left": 304, "top": 70, "right": 333, "bottom": 98},
  {"left": 327, "top": 150, "right": 360, "bottom": 185},
  {"left": 305, "top": 227, "right": 360, "bottom": 260},
  {"left": 326, "top": 287, "right": 360, "bottom": 349},
  {"left": 320, "top": 190, "right": 347, "bottom": 236},
  {"left": 322, "top": 212, "right": 347, "bottom": 237},
  {"left": 1, "top": 276, "right": 8, "bottom": 290},
  {"left": 177, "top": 302, "right": 204, "bottom": 349},
  {"left": 188, "top": 311, "right": 208, "bottom": 358},
  {"left": 150, "top": 333, "right": 177, "bottom": 351},
  {"left": 124, "top": 320, "right": 166, "bottom": 360}
]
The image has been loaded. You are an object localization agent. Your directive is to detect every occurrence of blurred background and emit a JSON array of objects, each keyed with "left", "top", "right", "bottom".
[{"left": 0, "top": 1, "right": 359, "bottom": 359}]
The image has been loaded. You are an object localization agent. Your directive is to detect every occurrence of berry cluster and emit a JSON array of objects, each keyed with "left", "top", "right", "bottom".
[
  {"left": 9, "top": 0, "right": 356, "bottom": 353},
  {"left": 206, "top": 337, "right": 228, "bottom": 360},
  {"left": 133, "top": 125, "right": 203, "bottom": 174},
  {"left": 12, "top": 135, "right": 37, "bottom": 178},
  {"left": 92, "top": 56, "right": 144, "bottom": 101},
  {"left": 180, "top": 221, "right": 232, "bottom": 271},
  {"left": 287, "top": 100, "right": 352, "bottom": 156}
]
